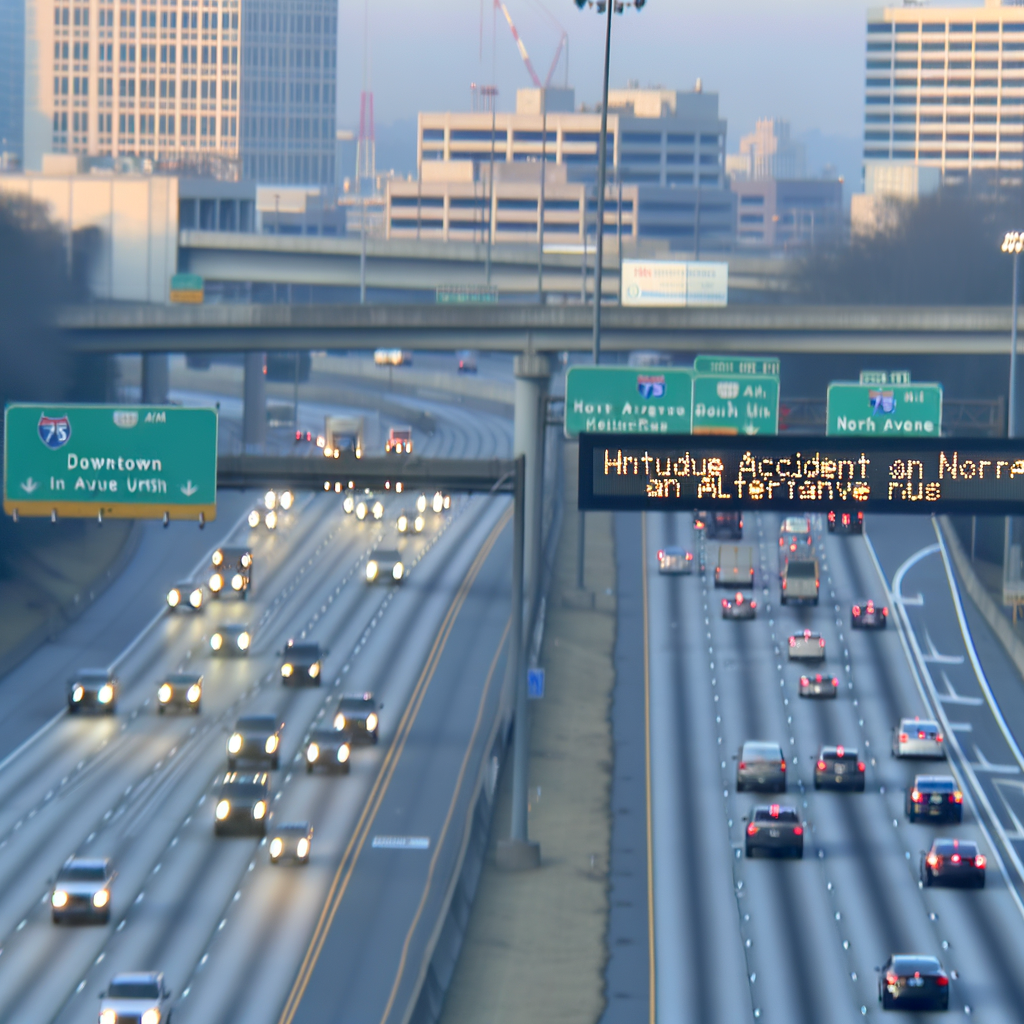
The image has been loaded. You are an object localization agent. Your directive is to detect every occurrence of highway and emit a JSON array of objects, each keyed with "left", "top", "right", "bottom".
[
  {"left": 0, "top": 392, "right": 513, "bottom": 1024},
  {"left": 644, "top": 511, "right": 1024, "bottom": 1023}
]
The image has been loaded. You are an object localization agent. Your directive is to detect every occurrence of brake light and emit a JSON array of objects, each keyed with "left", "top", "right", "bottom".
[
  {"left": 789, "top": 637, "right": 796, "bottom": 646},
  {"left": 815, "top": 579, "right": 820, "bottom": 588},
  {"left": 780, "top": 760, "right": 786, "bottom": 772},
  {"left": 739, "top": 762, "right": 746, "bottom": 770},
  {"left": 832, "top": 678, "right": 839, "bottom": 687},
  {"left": 782, "top": 580, "right": 787, "bottom": 589},
  {"left": 953, "top": 790, "right": 963, "bottom": 803},
  {"left": 828, "top": 511, "right": 836, "bottom": 523},
  {"left": 857, "top": 762, "right": 865, "bottom": 772},
  {"left": 853, "top": 605, "right": 861, "bottom": 615},
  {"left": 886, "top": 973, "right": 899, "bottom": 986},
  {"left": 844, "top": 513, "right": 852, "bottom": 526},
  {"left": 882, "top": 607, "right": 888, "bottom": 616},
  {"left": 819, "top": 638, "right": 825, "bottom": 648},
  {"left": 911, "top": 789, "right": 922, "bottom": 803},
  {"left": 722, "top": 599, "right": 729, "bottom": 608},
  {"left": 918, "top": 731, "right": 927, "bottom": 739},
  {"left": 975, "top": 854, "right": 987, "bottom": 868},
  {"left": 779, "top": 537, "right": 784, "bottom": 546},
  {"left": 899, "top": 733, "right": 909, "bottom": 743},
  {"left": 800, "top": 678, "right": 809, "bottom": 687},
  {"left": 793, "top": 826, "right": 803, "bottom": 836},
  {"left": 817, "top": 760, "right": 827, "bottom": 771},
  {"left": 836, "top": 745, "right": 845, "bottom": 758},
  {"left": 926, "top": 853, "right": 940, "bottom": 867},
  {"left": 295, "top": 430, "right": 302, "bottom": 440},
  {"left": 936, "top": 735, "right": 943, "bottom": 743},
  {"left": 746, "top": 822, "right": 757, "bottom": 835},
  {"left": 750, "top": 600, "right": 757, "bottom": 609},
  {"left": 657, "top": 550, "right": 664, "bottom": 560},
  {"left": 936, "top": 977, "right": 949, "bottom": 987},
  {"left": 804, "top": 629, "right": 812, "bottom": 638},
  {"left": 770, "top": 804, "right": 780, "bottom": 817},
  {"left": 951, "top": 853, "right": 961, "bottom": 864}
]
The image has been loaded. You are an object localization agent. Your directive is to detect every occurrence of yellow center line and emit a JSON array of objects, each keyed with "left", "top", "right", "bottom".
[
  {"left": 277, "top": 503, "right": 512, "bottom": 1024},
  {"left": 642, "top": 511, "right": 656, "bottom": 1024},
  {"left": 378, "top": 614, "right": 512, "bottom": 1024}
]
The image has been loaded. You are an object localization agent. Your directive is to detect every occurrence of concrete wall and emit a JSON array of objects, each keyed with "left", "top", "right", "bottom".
[{"left": 0, "top": 172, "right": 178, "bottom": 301}]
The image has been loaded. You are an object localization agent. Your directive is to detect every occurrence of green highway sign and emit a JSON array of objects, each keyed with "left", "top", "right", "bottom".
[
  {"left": 691, "top": 373, "right": 779, "bottom": 435},
  {"left": 826, "top": 382, "right": 942, "bottom": 437},
  {"left": 3, "top": 404, "right": 218, "bottom": 521},
  {"left": 859, "top": 369, "right": 911, "bottom": 386},
  {"left": 564, "top": 366, "right": 693, "bottom": 438},
  {"left": 693, "top": 354, "right": 781, "bottom": 377}
]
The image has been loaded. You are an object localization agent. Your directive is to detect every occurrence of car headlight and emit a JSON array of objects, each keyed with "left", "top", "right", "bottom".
[
  {"left": 92, "top": 888, "right": 110, "bottom": 909},
  {"left": 397, "top": 515, "right": 408, "bottom": 533},
  {"left": 98, "top": 684, "right": 114, "bottom": 704},
  {"left": 334, "top": 714, "right": 346, "bottom": 729},
  {"left": 167, "top": 588, "right": 181, "bottom": 608},
  {"left": 187, "top": 683, "right": 202, "bottom": 703},
  {"left": 392, "top": 562, "right": 404, "bottom": 581},
  {"left": 210, "top": 633, "right": 224, "bottom": 651},
  {"left": 51, "top": 890, "right": 68, "bottom": 908},
  {"left": 281, "top": 663, "right": 294, "bottom": 678},
  {"left": 265, "top": 734, "right": 279, "bottom": 754},
  {"left": 228, "top": 733, "right": 243, "bottom": 754},
  {"left": 372, "top": 501, "right": 384, "bottom": 520},
  {"left": 269, "top": 837, "right": 284, "bottom": 859},
  {"left": 216, "top": 799, "right": 231, "bottom": 820},
  {"left": 141, "top": 1007, "right": 162, "bottom": 1024},
  {"left": 432, "top": 492, "right": 444, "bottom": 513},
  {"left": 252, "top": 800, "right": 267, "bottom": 820},
  {"left": 306, "top": 742, "right": 320, "bottom": 762},
  {"left": 237, "top": 631, "right": 251, "bottom": 651},
  {"left": 366, "top": 712, "right": 378, "bottom": 732},
  {"left": 72, "top": 686, "right": 84, "bottom": 703},
  {"left": 100, "top": 1009, "right": 117, "bottom": 1024},
  {"left": 356, "top": 502, "right": 367, "bottom": 520},
  {"left": 414, "top": 515, "right": 425, "bottom": 532},
  {"left": 212, "top": 550, "right": 224, "bottom": 566},
  {"left": 209, "top": 573, "right": 223, "bottom": 592},
  {"left": 265, "top": 510, "right": 277, "bottom": 530},
  {"left": 296, "top": 837, "right": 309, "bottom": 858},
  {"left": 248, "top": 509, "right": 261, "bottom": 528},
  {"left": 231, "top": 573, "right": 244, "bottom": 591},
  {"left": 189, "top": 588, "right": 203, "bottom": 609},
  {"left": 280, "top": 491, "right": 294, "bottom": 510},
  {"left": 308, "top": 662, "right": 320, "bottom": 679},
  {"left": 158, "top": 683, "right": 173, "bottom": 703},
  {"left": 240, "top": 553, "right": 252, "bottom": 568},
  {"left": 366, "top": 561, "right": 378, "bottom": 581},
  {"left": 343, "top": 496, "right": 355, "bottom": 514},
  {"left": 416, "top": 494, "right": 427, "bottom": 513},
  {"left": 264, "top": 489, "right": 277, "bottom": 510},
  {"left": 337, "top": 743, "right": 350, "bottom": 763}
]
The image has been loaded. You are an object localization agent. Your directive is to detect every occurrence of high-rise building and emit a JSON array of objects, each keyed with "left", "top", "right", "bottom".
[
  {"left": 728, "top": 118, "right": 806, "bottom": 181},
  {"left": 22, "top": 0, "right": 337, "bottom": 184},
  {"left": 864, "top": 0, "right": 1024, "bottom": 185},
  {"left": 0, "top": 0, "right": 24, "bottom": 162}
]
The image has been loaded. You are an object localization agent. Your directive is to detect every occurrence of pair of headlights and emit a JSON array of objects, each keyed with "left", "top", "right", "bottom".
[
  {"left": 281, "top": 662, "right": 320, "bottom": 679},
  {"left": 71, "top": 684, "right": 114, "bottom": 704},
  {"left": 210, "top": 631, "right": 250, "bottom": 652},
  {"left": 51, "top": 888, "right": 109, "bottom": 909},
  {"left": 270, "top": 836, "right": 310, "bottom": 860},
  {"left": 209, "top": 572, "right": 245, "bottom": 592},
  {"left": 332, "top": 712, "right": 378, "bottom": 732},
  {"left": 227, "top": 733, "right": 278, "bottom": 755},
  {"left": 215, "top": 799, "right": 266, "bottom": 820},
  {"left": 306, "top": 742, "right": 350, "bottom": 763},
  {"left": 366, "top": 561, "right": 403, "bottom": 582},
  {"left": 158, "top": 683, "right": 201, "bottom": 704},
  {"left": 166, "top": 587, "right": 203, "bottom": 609},
  {"left": 248, "top": 509, "right": 278, "bottom": 530}
]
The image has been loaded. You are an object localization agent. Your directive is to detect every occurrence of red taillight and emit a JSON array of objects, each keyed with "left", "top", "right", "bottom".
[
  {"left": 782, "top": 580, "right": 787, "bottom": 589},
  {"left": 975, "top": 854, "right": 987, "bottom": 868},
  {"left": 295, "top": 430, "right": 302, "bottom": 440},
  {"left": 886, "top": 973, "right": 899, "bottom": 986},
  {"left": 926, "top": 853, "right": 940, "bottom": 867},
  {"left": 746, "top": 822, "right": 757, "bottom": 835},
  {"left": 780, "top": 760, "right": 786, "bottom": 772},
  {"left": 793, "top": 826, "right": 803, "bottom": 836},
  {"left": 899, "top": 733, "right": 909, "bottom": 743},
  {"left": 953, "top": 791, "right": 963, "bottom": 803},
  {"left": 819, "top": 638, "right": 825, "bottom": 647},
  {"left": 800, "top": 678, "right": 809, "bottom": 687},
  {"left": 750, "top": 601, "right": 757, "bottom": 609},
  {"left": 936, "top": 735, "right": 943, "bottom": 743},
  {"left": 779, "top": 537, "right": 784, "bottom": 546},
  {"left": 836, "top": 745, "right": 845, "bottom": 758},
  {"left": 951, "top": 853, "right": 961, "bottom": 864},
  {"left": 829, "top": 511, "right": 836, "bottom": 523},
  {"left": 739, "top": 762, "right": 746, "bottom": 770},
  {"left": 816, "top": 579, "right": 820, "bottom": 588},
  {"left": 789, "top": 637, "right": 796, "bottom": 646},
  {"left": 918, "top": 731, "right": 926, "bottom": 739},
  {"left": 882, "top": 607, "right": 888, "bottom": 616},
  {"left": 936, "top": 976, "right": 949, "bottom": 987},
  {"left": 911, "top": 789, "right": 922, "bottom": 803},
  {"left": 857, "top": 762, "right": 865, "bottom": 772},
  {"left": 722, "top": 599, "right": 729, "bottom": 608},
  {"left": 853, "top": 606, "right": 861, "bottom": 615},
  {"left": 817, "top": 760, "right": 827, "bottom": 771},
  {"left": 770, "top": 804, "right": 780, "bottom": 817},
  {"left": 831, "top": 678, "right": 839, "bottom": 687},
  {"left": 657, "top": 549, "right": 664, "bottom": 560}
]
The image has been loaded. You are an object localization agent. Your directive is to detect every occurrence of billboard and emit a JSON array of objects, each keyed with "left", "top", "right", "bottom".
[{"left": 620, "top": 260, "right": 728, "bottom": 307}]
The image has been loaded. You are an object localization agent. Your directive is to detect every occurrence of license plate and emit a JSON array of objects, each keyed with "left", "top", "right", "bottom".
[
  {"left": 907, "top": 978, "right": 924, "bottom": 988},
  {"left": 930, "top": 794, "right": 943, "bottom": 804},
  {"left": 835, "top": 775, "right": 844, "bottom": 783},
  {"left": 835, "top": 765, "right": 845, "bottom": 774},
  {"left": 769, "top": 829, "right": 780, "bottom": 838}
]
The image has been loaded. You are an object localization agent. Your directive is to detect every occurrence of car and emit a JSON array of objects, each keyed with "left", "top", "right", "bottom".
[
  {"left": 431, "top": 490, "right": 452, "bottom": 513},
  {"left": 157, "top": 673, "right": 203, "bottom": 714},
  {"left": 745, "top": 804, "right": 803, "bottom": 858},
  {"left": 693, "top": 510, "right": 710, "bottom": 532},
  {"left": 166, "top": 580, "right": 203, "bottom": 611},
  {"left": 281, "top": 640, "right": 324, "bottom": 687},
  {"left": 907, "top": 775, "right": 964, "bottom": 824},
  {"left": 304, "top": 726, "right": 353, "bottom": 773},
  {"left": 715, "top": 545, "right": 755, "bottom": 588},
  {"left": 456, "top": 350, "right": 478, "bottom": 373},
  {"left": 707, "top": 511, "right": 743, "bottom": 539},
  {"left": 780, "top": 515, "right": 812, "bottom": 541},
  {"left": 892, "top": 718, "right": 945, "bottom": 759},
  {"left": 214, "top": 771, "right": 270, "bottom": 836},
  {"left": 227, "top": 715, "right": 283, "bottom": 770},
  {"left": 209, "top": 545, "right": 253, "bottom": 600},
  {"left": 828, "top": 509, "right": 864, "bottom": 534},
  {"left": 67, "top": 669, "right": 118, "bottom": 714},
  {"left": 366, "top": 549, "right": 405, "bottom": 583},
  {"left": 51, "top": 857, "right": 115, "bottom": 924},
  {"left": 657, "top": 547, "right": 694, "bottom": 575},
  {"left": 334, "top": 693, "right": 381, "bottom": 744},
  {"left": 813, "top": 745, "right": 866, "bottom": 791},
  {"left": 799, "top": 673, "right": 839, "bottom": 699},
  {"left": 99, "top": 972, "right": 173, "bottom": 1024},
  {"left": 385, "top": 426, "right": 413, "bottom": 454},
  {"left": 788, "top": 629, "right": 825, "bottom": 661},
  {"left": 269, "top": 822, "right": 314, "bottom": 864},
  {"left": 736, "top": 741, "right": 787, "bottom": 792},
  {"left": 396, "top": 509, "right": 425, "bottom": 534},
  {"left": 852, "top": 599, "right": 888, "bottom": 628},
  {"left": 210, "top": 623, "right": 252, "bottom": 657},
  {"left": 920, "top": 838, "right": 986, "bottom": 888},
  {"left": 354, "top": 497, "right": 385, "bottom": 521},
  {"left": 722, "top": 592, "right": 757, "bottom": 619},
  {"left": 878, "top": 955, "right": 949, "bottom": 1012},
  {"left": 780, "top": 557, "right": 819, "bottom": 604}
]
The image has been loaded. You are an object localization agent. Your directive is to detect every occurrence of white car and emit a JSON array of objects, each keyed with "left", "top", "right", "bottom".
[
  {"left": 99, "top": 972, "right": 172, "bottom": 1024},
  {"left": 892, "top": 718, "right": 946, "bottom": 759}
]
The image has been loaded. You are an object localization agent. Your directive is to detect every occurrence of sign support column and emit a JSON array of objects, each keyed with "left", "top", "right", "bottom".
[
  {"left": 141, "top": 354, "right": 169, "bottom": 405},
  {"left": 243, "top": 352, "right": 266, "bottom": 453}
]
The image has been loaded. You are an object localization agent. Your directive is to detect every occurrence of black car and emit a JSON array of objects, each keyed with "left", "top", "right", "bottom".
[
  {"left": 209, "top": 546, "right": 253, "bottom": 600},
  {"left": 281, "top": 640, "right": 325, "bottom": 687},
  {"left": 209, "top": 623, "right": 252, "bottom": 656},
  {"left": 878, "top": 954, "right": 949, "bottom": 1012},
  {"left": 269, "top": 822, "right": 313, "bottom": 864},
  {"left": 813, "top": 745, "right": 866, "bottom": 791},
  {"left": 157, "top": 673, "right": 203, "bottom": 713},
  {"left": 334, "top": 694, "right": 381, "bottom": 744},
  {"left": 227, "top": 715, "right": 283, "bottom": 770},
  {"left": 799, "top": 673, "right": 839, "bottom": 699},
  {"left": 707, "top": 511, "right": 743, "bottom": 539},
  {"left": 852, "top": 599, "right": 888, "bottom": 629},
  {"left": 745, "top": 804, "right": 803, "bottom": 858},
  {"left": 304, "top": 726, "right": 353, "bottom": 773},
  {"left": 907, "top": 775, "right": 964, "bottom": 824},
  {"left": 50, "top": 857, "right": 115, "bottom": 924},
  {"left": 366, "top": 549, "right": 405, "bottom": 584},
  {"left": 828, "top": 509, "right": 864, "bottom": 534},
  {"left": 921, "top": 838, "right": 986, "bottom": 888},
  {"left": 67, "top": 669, "right": 118, "bottom": 714},
  {"left": 693, "top": 510, "right": 710, "bottom": 533},
  {"left": 214, "top": 772, "right": 269, "bottom": 837},
  {"left": 721, "top": 592, "right": 757, "bottom": 619}
]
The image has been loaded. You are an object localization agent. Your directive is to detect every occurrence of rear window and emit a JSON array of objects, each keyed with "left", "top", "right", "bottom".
[
  {"left": 917, "top": 776, "right": 955, "bottom": 791},
  {"left": 786, "top": 561, "right": 817, "bottom": 578},
  {"left": 933, "top": 839, "right": 977, "bottom": 857},
  {"left": 222, "top": 782, "right": 266, "bottom": 799},
  {"left": 108, "top": 980, "right": 160, "bottom": 999},
  {"left": 901, "top": 720, "right": 938, "bottom": 734},
  {"left": 753, "top": 807, "right": 799, "bottom": 823},
  {"left": 59, "top": 863, "right": 107, "bottom": 882},
  {"left": 822, "top": 747, "right": 859, "bottom": 760},
  {"left": 742, "top": 742, "right": 782, "bottom": 762},
  {"left": 891, "top": 956, "right": 941, "bottom": 975},
  {"left": 781, "top": 517, "right": 809, "bottom": 533}
]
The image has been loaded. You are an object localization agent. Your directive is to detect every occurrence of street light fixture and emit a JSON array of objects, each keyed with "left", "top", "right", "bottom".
[{"left": 575, "top": 0, "right": 647, "bottom": 364}]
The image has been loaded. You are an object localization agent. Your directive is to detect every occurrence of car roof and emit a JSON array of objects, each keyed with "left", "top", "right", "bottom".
[
  {"left": 311, "top": 726, "right": 348, "bottom": 740},
  {"left": 274, "top": 821, "right": 312, "bottom": 834},
  {"left": 781, "top": 517, "right": 810, "bottom": 532},
  {"left": 752, "top": 805, "right": 799, "bottom": 821},
  {"left": 166, "top": 673, "right": 202, "bottom": 684},
  {"left": 236, "top": 715, "right": 279, "bottom": 729},
  {"left": 889, "top": 955, "right": 942, "bottom": 971},
  {"left": 374, "top": 549, "right": 401, "bottom": 559},
  {"left": 222, "top": 771, "right": 268, "bottom": 785},
  {"left": 741, "top": 741, "right": 783, "bottom": 758},
  {"left": 932, "top": 838, "right": 978, "bottom": 854},
  {"left": 218, "top": 623, "right": 250, "bottom": 633},
  {"left": 662, "top": 546, "right": 686, "bottom": 554},
  {"left": 914, "top": 775, "right": 956, "bottom": 788},
  {"left": 338, "top": 694, "right": 375, "bottom": 707},
  {"left": 72, "top": 668, "right": 113, "bottom": 680},
  {"left": 216, "top": 546, "right": 251, "bottom": 556},
  {"left": 62, "top": 856, "right": 110, "bottom": 869}
]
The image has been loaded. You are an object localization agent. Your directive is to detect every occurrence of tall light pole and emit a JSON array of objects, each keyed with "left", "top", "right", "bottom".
[
  {"left": 1001, "top": 231, "right": 1022, "bottom": 609},
  {"left": 575, "top": 0, "right": 646, "bottom": 364},
  {"left": 483, "top": 85, "right": 498, "bottom": 286}
]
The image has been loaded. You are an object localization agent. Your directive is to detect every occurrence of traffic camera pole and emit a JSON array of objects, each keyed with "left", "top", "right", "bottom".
[{"left": 591, "top": 0, "right": 614, "bottom": 365}]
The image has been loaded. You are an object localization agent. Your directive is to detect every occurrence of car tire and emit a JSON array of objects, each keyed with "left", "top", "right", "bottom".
[
  {"left": 792, "top": 846, "right": 803, "bottom": 859},
  {"left": 107, "top": 705, "right": 117, "bottom": 716},
  {"left": 67, "top": 704, "right": 77, "bottom": 714},
  {"left": 813, "top": 779, "right": 821, "bottom": 790},
  {"left": 271, "top": 756, "right": 280, "bottom": 770},
  {"left": 882, "top": 992, "right": 894, "bottom": 1010},
  {"left": 306, "top": 763, "right": 313, "bottom": 774},
  {"left": 371, "top": 732, "right": 379, "bottom": 745},
  {"left": 158, "top": 706, "right": 165, "bottom": 715},
  {"left": 938, "top": 995, "right": 949, "bottom": 1012},
  {"left": 976, "top": 874, "right": 986, "bottom": 889},
  {"left": 778, "top": 781, "right": 787, "bottom": 793},
  {"left": 52, "top": 913, "right": 61, "bottom": 924},
  {"left": 227, "top": 759, "right": 236, "bottom": 771}
]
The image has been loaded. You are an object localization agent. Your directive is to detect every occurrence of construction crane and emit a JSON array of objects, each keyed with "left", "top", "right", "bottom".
[{"left": 494, "top": 0, "right": 568, "bottom": 89}]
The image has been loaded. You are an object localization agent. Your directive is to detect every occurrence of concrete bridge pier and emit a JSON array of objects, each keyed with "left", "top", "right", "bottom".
[
  {"left": 141, "top": 353, "right": 169, "bottom": 404},
  {"left": 242, "top": 352, "right": 267, "bottom": 453}
]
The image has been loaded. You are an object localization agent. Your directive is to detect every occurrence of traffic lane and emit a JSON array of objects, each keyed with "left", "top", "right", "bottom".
[
  {"left": 272, "top": 499, "right": 512, "bottom": 1024},
  {"left": 646, "top": 513, "right": 754, "bottom": 1024}
]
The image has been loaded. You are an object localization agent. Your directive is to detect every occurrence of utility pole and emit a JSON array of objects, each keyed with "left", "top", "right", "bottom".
[
  {"left": 485, "top": 85, "right": 498, "bottom": 285},
  {"left": 590, "top": 0, "right": 614, "bottom": 365},
  {"left": 537, "top": 89, "right": 547, "bottom": 304}
]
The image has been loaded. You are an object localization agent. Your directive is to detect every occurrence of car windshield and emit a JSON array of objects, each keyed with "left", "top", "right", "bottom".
[
  {"left": 286, "top": 645, "right": 320, "bottom": 659},
  {"left": 73, "top": 671, "right": 110, "bottom": 684},
  {"left": 375, "top": 550, "right": 400, "bottom": 561},
  {"left": 167, "top": 674, "right": 200, "bottom": 684},
  {"left": 312, "top": 728, "right": 345, "bottom": 741},
  {"left": 917, "top": 777, "right": 955, "bottom": 791},
  {"left": 742, "top": 743, "right": 782, "bottom": 762},
  {"left": 891, "top": 957, "right": 941, "bottom": 975},
  {"left": 108, "top": 980, "right": 160, "bottom": 999},
  {"left": 753, "top": 807, "right": 799, "bottom": 823},
  {"left": 222, "top": 782, "right": 266, "bottom": 800},
  {"left": 338, "top": 698, "right": 373, "bottom": 711},
  {"left": 237, "top": 716, "right": 276, "bottom": 731},
  {"left": 933, "top": 839, "right": 978, "bottom": 857},
  {"left": 58, "top": 862, "right": 107, "bottom": 881},
  {"left": 786, "top": 561, "right": 817, "bottom": 578}
]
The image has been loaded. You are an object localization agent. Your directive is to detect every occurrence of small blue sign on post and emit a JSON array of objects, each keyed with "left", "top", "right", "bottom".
[{"left": 527, "top": 668, "right": 545, "bottom": 700}]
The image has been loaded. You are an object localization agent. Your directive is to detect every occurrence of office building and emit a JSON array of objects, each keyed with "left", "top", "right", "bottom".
[
  {"left": 864, "top": 0, "right": 1024, "bottom": 184},
  {"left": 22, "top": 0, "right": 337, "bottom": 184},
  {"left": 0, "top": 0, "right": 24, "bottom": 162},
  {"left": 389, "top": 84, "right": 735, "bottom": 252},
  {"left": 732, "top": 178, "right": 843, "bottom": 249},
  {"left": 727, "top": 118, "right": 806, "bottom": 181}
]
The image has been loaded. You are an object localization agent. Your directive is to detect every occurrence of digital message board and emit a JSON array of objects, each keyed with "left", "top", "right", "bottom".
[{"left": 578, "top": 434, "right": 1024, "bottom": 516}]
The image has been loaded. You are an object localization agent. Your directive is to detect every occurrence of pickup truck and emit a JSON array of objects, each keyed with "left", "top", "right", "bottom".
[
  {"left": 715, "top": 545, "right": 755, "bottom": 588},
  {"left": 385, "top": 426, "right": 413, "bottom": 455},
  {"left": 781, "top": 557, "right": 819, "bottom": 605}
]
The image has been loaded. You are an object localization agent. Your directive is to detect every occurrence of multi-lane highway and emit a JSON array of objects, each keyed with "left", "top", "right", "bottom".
[
  {"left": 644, "top": 511, "right": 1024, "bottom": 1023},
  {"left": 0, "top": 389, "right": 514, "bottom": 1024}
]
